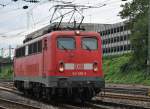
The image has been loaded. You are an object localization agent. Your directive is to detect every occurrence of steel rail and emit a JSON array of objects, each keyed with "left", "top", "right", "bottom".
[
  {"left": 104, "top": 87, "right": 148, "bottom": 96},
  {"left": 84, "top": 102, "right": 111, "bottom": 109},
  {"left": 1, "top": 83, "right": 150, "bottom": 108},
  {"left": 0, "top": 105, "right": 8, "bottom": 109},
  {"left": 0, "top": 86, "right": 21, "bottom": 95},
  {"left": 100, "top": 92, "right": 150, "bottom": 102},
  {"left": 0, "top": 97, "right": 40, "bottom": 109},
  {"left": 90, "top": 100, "right": 150, "bottom": 109},
  {"left": 57, "top": 102, "right": 112, "bottom": 109}
]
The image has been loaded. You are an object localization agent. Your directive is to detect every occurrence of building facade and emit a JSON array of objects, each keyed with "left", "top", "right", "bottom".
[
  {"left": 82, "top": 22, "right": 132, "bottom": 56},
  {"left": 99, "top": 22, "right": 132, "bottom": 56}
]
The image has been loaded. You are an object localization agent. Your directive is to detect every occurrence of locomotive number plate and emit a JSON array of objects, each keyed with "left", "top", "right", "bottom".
[{"left": 72, "top": 72, "right": 87, "bottom": 76}]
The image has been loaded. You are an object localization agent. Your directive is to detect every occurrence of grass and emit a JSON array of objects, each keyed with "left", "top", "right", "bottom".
[
  {"left": 0, "top": 65, "right": 13, "bottom": 80},
  {"left": 103, "top": 54, "right": 150, "bottom": 86},
  {"left": 0, "top": 54, "right": 149, "bottom": 85}
]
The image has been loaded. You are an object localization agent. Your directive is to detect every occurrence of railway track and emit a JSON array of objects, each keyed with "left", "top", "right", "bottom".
[
  {"left": 0, "top": 81, "right": 14, "bottom": 89},
  {"left": 0, "top": 97, "right": 40, "bottom": 109},
  {"left": 0, "top": 86, "right": 20, "bottom": 95},
  {"left": 104, "top": 87, "right": 149, "bottom": 96},
  {"left": 54, "top": 101, "right": 113, "bottom": 109},
  {"left": 89, "top": 100, "right": 150, "bottom": 109},
  {"left": 62, "top": 99, "right": 150, "bottom": 109},
  {"left": 0, "top": 81, "right": 149, "bottom": 96},
  {"left": 99, "top": 92, "right": 150, "bottom": 102},
  {"left": 0, "top": 106, "right": 8, "bottom": 109},
  {"left": 0, "top": 82, "right": 150, "bottom": 109}
]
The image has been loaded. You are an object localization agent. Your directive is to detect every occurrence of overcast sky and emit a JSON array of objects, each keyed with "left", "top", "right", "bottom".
[{"left": 0, "top": 0, "right": 132, "bottom": 49}]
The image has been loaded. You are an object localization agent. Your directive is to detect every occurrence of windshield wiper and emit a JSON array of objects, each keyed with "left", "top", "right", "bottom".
[
  {"left": 61, "top": 45, "right": 67, "bottom": 50},
  {"left": 83, "top": 43, "right": 91, "bottom": 51},
  {"left": 58, "top": 41, "right": 68, "bottom": 50}
]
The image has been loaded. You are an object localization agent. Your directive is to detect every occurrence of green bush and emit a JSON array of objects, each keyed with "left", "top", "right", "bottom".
[
  {"left": 0, "top": 65, "right": 13, "bottom": 80},
  {"left": 103, "top": 54, "right": 149, "bottom": 85}
]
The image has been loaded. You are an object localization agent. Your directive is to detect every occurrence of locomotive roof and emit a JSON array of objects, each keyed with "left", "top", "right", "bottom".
[
  {"left": 23, "top": 22, "right": 107, "bottom": 43},
  {"left": 17, "top": 30, "right": 100, "bottom": 49},
  {"left": 23, "top": 22, "right": 88, "bottom": 43},
  {"left": 16, "top": 33, "right": 49, "bottom": 49}
]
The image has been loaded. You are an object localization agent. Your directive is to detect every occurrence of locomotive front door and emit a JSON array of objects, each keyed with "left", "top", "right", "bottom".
[{"left": 42, "top": 38, "right": 47, "bottom": 78}]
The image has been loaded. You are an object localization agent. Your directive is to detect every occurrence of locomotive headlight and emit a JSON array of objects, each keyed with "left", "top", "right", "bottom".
[
  {"left": 59, "top": 62, "right": 64, "bottom": 72},
  {"left": 75, "top": 30, "right": 80, "bottom": 35},
  {"left": 93, "top": 62, "right": 98, "bottom": 72}
]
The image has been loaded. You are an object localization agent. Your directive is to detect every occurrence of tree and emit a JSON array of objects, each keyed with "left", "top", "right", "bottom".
[{"left": 119, "top": 0, "right": 149, "bottom": 71}]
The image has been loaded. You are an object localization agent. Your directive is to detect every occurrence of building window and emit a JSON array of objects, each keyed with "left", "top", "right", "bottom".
[
  {"left": 117, "top": 46, "right": 120, "bottom": 52},
  {"left": 108, "top": 48, "right": 111, "bottom": 53},
  {"left": 127, "top": 44, "right": 131, "bottom": 50},
  {"left": 108, "top": 39, "right": 110, "bottom": 44},
  {"left": 117, "top": 37, "right": 119, "bottom": 42},
  {"left": 111, "top": 47, "right": 113, "bottom": 53},
  {"left": 105, "top": 39, "right": 108, "bottom": 44},
  {"left": 108, "top": 29, "right": 111, "bottom": 35},
  {"left": 111, "top": 28, "right": 114, "bottom": 34},
  {"left": 106, "top": 48, "right": 108, "bottom": 53},
  {"left": 114, "top": 47, "right": 117, "bottom": 52},
  {"left": 117, "top": 27, "right": 120, "bottom": 32},
  {"left": 111, "top": 38, "right": 113, "bottom": 43},
  {"left": 120, "top": 46, "right": 123, "bottom": 51},
  {"left": 120, "top": 26, "right": 123, "bottom": 32},
  {"left": 103, "top": 40, "right": 105, "bottom": 44},
  {"left": 103, "top": 48, "right": 105, "bottom": 53},
  {"left": 114, "top": 28, "right": 117, "bottom": 33},
  {"left": 114, "top": 37, "right": 117, "bottom": 43},
  {"left": 120, "top": 36, "right": 123, "bottom": 41}
]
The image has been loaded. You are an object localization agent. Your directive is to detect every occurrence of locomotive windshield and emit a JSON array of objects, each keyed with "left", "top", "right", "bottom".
[
  {"left": 82, "top": 37, "right": 98, "bottom": 50},
  {"left": 57, "top": 37, "right": 75, "bottom": 50}
]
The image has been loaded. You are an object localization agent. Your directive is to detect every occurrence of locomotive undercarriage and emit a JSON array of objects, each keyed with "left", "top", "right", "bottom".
[{"left": 14, "top": 79, "right": 103, "bottom": 102}]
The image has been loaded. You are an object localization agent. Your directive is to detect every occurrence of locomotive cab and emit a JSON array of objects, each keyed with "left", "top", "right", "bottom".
[{"left": 47, "top": 31, "right": 105, "bottom": 100}]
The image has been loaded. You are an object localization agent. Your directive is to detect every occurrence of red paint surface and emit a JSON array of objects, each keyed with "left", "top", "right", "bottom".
[{"left": 14, "top": 31, "right": 104, "bottom": 78}]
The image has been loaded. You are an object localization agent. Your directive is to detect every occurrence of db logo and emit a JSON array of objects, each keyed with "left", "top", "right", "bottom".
[{"left": 75, "top": 64, "right": 84, "bottom": 70}]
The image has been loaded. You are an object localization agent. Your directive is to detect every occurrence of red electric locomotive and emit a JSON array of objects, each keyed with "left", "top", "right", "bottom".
[{"left": 13, "top": 28, "right": 105, "bottom": 101}]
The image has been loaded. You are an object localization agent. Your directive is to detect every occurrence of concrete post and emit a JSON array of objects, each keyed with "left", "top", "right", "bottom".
[
  {"left": 148, "top": 1, "right": 150, "bottom": 74},
  {"left": 9, "top": 45, "right": 11, "bottom": 59},
  {"left": 1, "top": 48, "right": 3, "bottom": 58}
]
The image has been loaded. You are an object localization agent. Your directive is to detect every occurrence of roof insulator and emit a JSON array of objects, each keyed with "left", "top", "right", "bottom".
[
  {"left": 12, "top": 0, "right": 18, "bottom": 2},
  {"left": 23, "top": 5, "right": 28, "bottom": 9}
]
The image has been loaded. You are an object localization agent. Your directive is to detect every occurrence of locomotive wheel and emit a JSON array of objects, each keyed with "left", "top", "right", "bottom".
[
  {"left": 34, "top": 87, "right": 42, "bottom": 99},
  {"left": 23, "top": 89, "right": 31, "bottom": 97},
  {"left": 75, "top": 88, "right": 94, "bottom": 102},
  {"left": 45, "top": 88, "right": 52, "bottom": 101}
]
